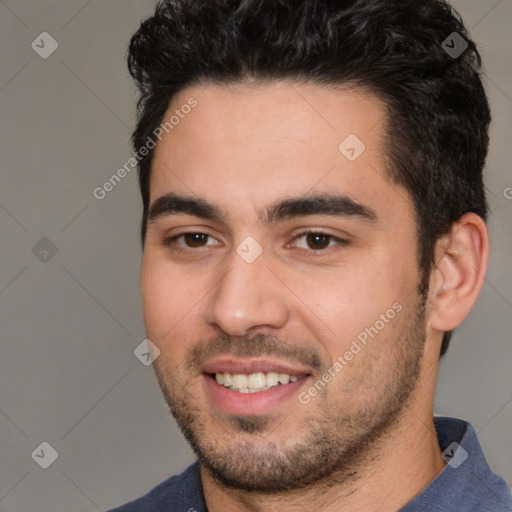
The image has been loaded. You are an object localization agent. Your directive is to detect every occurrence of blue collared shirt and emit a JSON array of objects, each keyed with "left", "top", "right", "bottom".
[{"left": 109, "top": 417, "right": 511, "bottom": 511}]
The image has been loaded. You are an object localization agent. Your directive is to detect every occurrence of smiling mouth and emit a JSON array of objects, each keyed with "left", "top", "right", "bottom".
[{"left": 211, "top": 371, "right": 303, "bottom": 393}]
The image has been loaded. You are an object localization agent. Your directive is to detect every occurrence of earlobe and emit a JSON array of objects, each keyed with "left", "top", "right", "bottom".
[{"left": 428, "top": 213, "right": 489, "bottom": 333}]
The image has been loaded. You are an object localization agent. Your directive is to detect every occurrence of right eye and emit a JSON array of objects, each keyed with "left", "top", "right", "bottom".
[{"left": 162, "top": 232, "right": 221, "bottom": 251}]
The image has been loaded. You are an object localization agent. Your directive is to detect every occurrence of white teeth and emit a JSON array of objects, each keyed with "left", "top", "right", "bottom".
[
  {"left": 248, "top": 372, "right": 265, "bottom": 389},
  {"left": 214, "top": 371, "right": 300, "bottom": 392},
  {"left": 232, "top": 374, "right": 248, "bottom": 389},
  {"left": 223, "top": 373, "right": 233, "bottom": 387},
  {"left": 278, "top": 373, "right": 290, "bottom": 384},
  {"left": 266, "top": 372, "right": 279, "bottom": 387}
]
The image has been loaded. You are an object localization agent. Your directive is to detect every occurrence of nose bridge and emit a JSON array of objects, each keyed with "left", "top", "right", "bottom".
[{"left": 205, "top": 248, "right": 289, "bottom": 336}]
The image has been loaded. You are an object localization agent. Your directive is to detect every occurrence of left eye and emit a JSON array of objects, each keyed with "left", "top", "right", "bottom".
[{"left": 293, "top": 232, "right": 346, "bottom": 251}]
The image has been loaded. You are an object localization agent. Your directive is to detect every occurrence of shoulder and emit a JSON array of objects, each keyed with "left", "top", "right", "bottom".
[
  {"left": 401, "top": 417, "right": 511, "bottom": 511},
  {"left": 107, "top": 462, "right": 206, "bottom": 512}
]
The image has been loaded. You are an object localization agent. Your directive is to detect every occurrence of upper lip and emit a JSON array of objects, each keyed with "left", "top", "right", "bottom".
[{"left": 202, "top": 357, "right": 312, "bottom": 376}]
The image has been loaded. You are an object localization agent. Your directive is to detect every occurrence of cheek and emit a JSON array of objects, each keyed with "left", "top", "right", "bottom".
[
  {"left": 140, "top": 254, "right": 199, "bottom": 338},
  {"left": 287, "top": 258, "right": 409, "bottom": 352}
]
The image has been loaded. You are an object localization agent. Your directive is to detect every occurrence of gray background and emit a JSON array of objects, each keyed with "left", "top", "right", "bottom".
[{"left": 0, "top": 1, "right": 510, "bottom": 510}]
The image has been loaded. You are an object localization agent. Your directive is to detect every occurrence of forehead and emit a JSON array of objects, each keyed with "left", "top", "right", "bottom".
[{"left": 150, "top": 81, "right": 411, "bottom": 225}]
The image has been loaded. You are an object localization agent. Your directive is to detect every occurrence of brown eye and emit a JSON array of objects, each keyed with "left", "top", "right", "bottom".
[
  {"left": 183, "top": 233, "right": 210, "bottom": 247},
  {"left": 292, "top": 232, "right": 348, "bottom": 253},
  {"left": 162, "top": 231, "right": 221, "bottom": 252},
  {"left": 305, "top": 233, "right": 331, "bottom": 250}
]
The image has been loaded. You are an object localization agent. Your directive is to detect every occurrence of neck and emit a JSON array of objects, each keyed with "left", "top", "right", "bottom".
[{"left": 201, "top": 406, "right": 446, "bottom": 512}]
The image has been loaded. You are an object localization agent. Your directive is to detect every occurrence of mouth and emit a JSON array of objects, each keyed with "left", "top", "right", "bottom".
[
  {"left": 211, "top": 371, "right": 300, "bottom": 393},
  {"left": 201, "top": 358, "right": 312, "bottom": 415}
]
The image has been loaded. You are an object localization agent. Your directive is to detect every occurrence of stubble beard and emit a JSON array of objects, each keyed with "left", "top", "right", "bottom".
[{"left": 152, "top": 294, "right": 427, "bottom": 493}]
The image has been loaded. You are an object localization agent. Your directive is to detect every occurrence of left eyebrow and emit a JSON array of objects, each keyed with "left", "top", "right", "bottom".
[
  {"left": 263, "top": 193, "right": 378, "bottom": 225},
  {"left": 147, "top": 192, "right": 378, "bottom": 225}
]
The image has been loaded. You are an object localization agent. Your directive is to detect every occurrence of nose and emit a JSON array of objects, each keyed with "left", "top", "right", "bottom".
[{"left": 204, "top": 249, "right": 289, "bottom": 337}]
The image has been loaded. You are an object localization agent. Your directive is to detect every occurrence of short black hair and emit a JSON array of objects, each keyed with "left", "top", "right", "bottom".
[{"left": 128, "top": 0, "right": 491, "bottom": 356}]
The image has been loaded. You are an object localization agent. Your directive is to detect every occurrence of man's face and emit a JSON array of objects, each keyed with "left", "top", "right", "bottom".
[{"left": 141, "top": 81, "right": 428, "bottom": 491}]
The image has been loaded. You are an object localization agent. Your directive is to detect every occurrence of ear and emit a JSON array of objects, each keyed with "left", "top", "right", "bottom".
[{"left": 427, "top": 213, "right": 489, "bottom": 333}]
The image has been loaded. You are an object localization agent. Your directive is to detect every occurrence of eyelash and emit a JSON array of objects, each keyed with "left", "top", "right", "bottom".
[{"left": 162, "top": 231, "right": 349, "bottom": 256}]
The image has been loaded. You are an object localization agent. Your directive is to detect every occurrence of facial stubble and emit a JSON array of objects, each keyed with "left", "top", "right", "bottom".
[{"left": 152, "top": 293, "right": 426, "bottom": 493}]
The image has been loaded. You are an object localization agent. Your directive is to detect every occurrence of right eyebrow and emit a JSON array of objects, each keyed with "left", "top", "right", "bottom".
[{"left": 147, "top": 193, "right": 224, "bottom": 223}]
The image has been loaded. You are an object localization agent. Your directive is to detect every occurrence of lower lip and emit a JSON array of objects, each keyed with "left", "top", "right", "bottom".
[{"left": 203, "top": 374, "right": 309, "bottom": 416}]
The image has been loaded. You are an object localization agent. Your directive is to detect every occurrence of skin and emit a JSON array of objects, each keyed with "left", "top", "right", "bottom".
[{"left": 140, "top": 81, "right": 489, "bottom": 511}]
